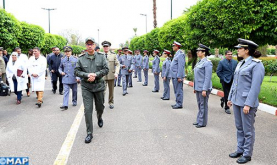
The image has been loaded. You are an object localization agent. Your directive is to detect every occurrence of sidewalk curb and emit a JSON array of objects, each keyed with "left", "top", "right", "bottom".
[{"left": 183, "top": 80, "right": 277, "bottom": 116}]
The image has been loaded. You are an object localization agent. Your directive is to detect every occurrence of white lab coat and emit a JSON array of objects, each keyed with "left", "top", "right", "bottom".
[
  {"left": 6, "top": 60, "right": 28, "bottom": 92},
  {"left": 28, "top": 55, "right": 47, "bottom": 91},
  {"left": 9, "top": 54, "right": 29, "bottom": 84}
]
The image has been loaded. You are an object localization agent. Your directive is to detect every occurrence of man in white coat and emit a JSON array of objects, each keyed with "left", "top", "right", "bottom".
[{"left": 28, "top": 47, "right": 47, "bottom": 108}]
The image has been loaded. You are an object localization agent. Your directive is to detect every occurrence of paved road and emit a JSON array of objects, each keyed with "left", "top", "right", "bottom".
[{"left": 0, "top": 74, "right": 276, "bottom": 165}]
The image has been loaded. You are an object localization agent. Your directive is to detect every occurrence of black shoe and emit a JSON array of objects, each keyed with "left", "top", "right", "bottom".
[
  {"left": 60, "top": 106, "right": 68, "bottom": 110},
  {"left": 229, "top": 152, "right": 243, "bottom": 158},
  {"left": 171, "top": 104, "right": 176, "bottom": 107},
  {"left": 109, "top": 105, "right": 114, "bottom": 109},
  {"left": 35, "top": 102, "right": 42, "bottom": 108},
  {"left": 53, "top": 90, "right": 56, "bottom": 94},
  {"left": 85, "top": 134, "right": 93, "bottom": 143},
  {"left": 142, "top": 84, "right": 147, "bottom": 86},
  {"left": 73, "top": 104, "right": 77, "bottom": 106},
  {"left": 123, "top": 93, "right": 126, "bottom": 96},
  {"left": 162, "top": 98, "right": 169, "bottom": 100},
  {"left": 98, "top": 118, "right": 103, "bottom": 128},
  {"left": 220, "top": 98, "right": 224, "bottom": 108},
  {"left": 152, "top": 90, "right": 158, "bottom": 92},
  {"left": 160, "top": 97, "right": 164, "bottom": 99},
  {"left": 193, "top": 122, "right": 198, "bottom": 125},
  {"left": 133, "top": 76, "right": 137, "bottom": 78},
  {"left": 128, "top": 86, "right": 133, "bottom": 88},
  {"left": 172, "top": 105, "right": 183, "bottom": 109},
  {"left": 60, "top": 92, "right": 63, "bottom": 95},
  {"left": 237, "top": 156, "right": 251, "bottom": 164},
  {"left": 118, "top": 85, "right": 122, "bottom": 87},
  {"left": 225, "top": 109, "right": 231, "bottom": 114},
  {"left": 195, "top": 125, "right": 205, "bottom": 128}
]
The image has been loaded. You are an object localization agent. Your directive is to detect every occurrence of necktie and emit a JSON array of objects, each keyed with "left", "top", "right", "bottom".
[
  {"left": 240, "top": 60, "right": 245, "bottom": 68},
  {"left": 105, "top": 54, "right": 107, "bottom": 59},
  {"left": 67, "top": 57, "right": 69, "bottom": 61}
]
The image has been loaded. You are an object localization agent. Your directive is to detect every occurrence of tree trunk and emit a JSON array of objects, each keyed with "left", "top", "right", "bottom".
[{"left": 153, "top": 0, "right": 157, "bottom": 28}]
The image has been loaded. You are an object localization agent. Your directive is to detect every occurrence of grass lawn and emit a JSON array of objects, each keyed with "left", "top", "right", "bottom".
[{"left": 211, "top": 73, "right": 277, "bottom": 107}]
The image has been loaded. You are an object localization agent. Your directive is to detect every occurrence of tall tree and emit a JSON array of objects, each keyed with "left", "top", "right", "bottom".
[{"left": 153, "top": 0, "right": 157, "bottom": 28}]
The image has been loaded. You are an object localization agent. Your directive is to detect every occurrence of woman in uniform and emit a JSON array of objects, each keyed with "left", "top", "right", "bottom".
[
  {"left": 228, "top": 38, "right": 264, "bottom": 164},
  {"left": 193, "top": 44, "right": 213, "bottom": 128},
  {"left": 152, "top": 50, "right": 160, "bottom": 92},
  {"left": 161, "top": 49, "right": 171, "bottom": 100}
]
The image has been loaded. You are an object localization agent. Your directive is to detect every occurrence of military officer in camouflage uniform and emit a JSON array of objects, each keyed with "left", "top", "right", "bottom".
[
  {"left": 74, "top": 37, "right": 109, "bottom": 143},
  {"left": 59, "top": 46, "right": 80, "bottom": 110}
]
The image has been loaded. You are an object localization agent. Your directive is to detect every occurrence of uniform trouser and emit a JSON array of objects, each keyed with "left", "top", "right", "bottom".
[
  {"left": 172, "top": 78, "right": 183, "bottom": 107},
  {"left": 143, "top": 69, "right": 148, "bottom": 85},
  {"left": 105, "top": 80, "right": 115, "bottom": 105},
  {"left": 81, "top": 86, "right": 105, "bottom": 135},
  {"left": 122, "top": 74, "right": 129, "bottom": 94},
  {"left": 13, "top": 79, "right": 22, "bottom": 101},
  {"left": 137, "top": 67, "right": 142, "bottom": 82},
  {"left": 52, "top": 76, "right": 63, "bottom": 93},
  {"left": 195, "top": 91, "right": 210, "bottom": 126},
  {"left": 162, "top": 78, "right": 170, "bottom": 99},
  {"left": 134, "top": 67, "right": 138, "bottom": 77},
  {"left": 35, "top": 91, "right": 44, "bottom": 103},
  {"left": 233, "top": 104, "right": 257, "bottom": 157},
  {"left": 153, "top": 73, "right": 160, "bottom": 91},
  {"left": 63, "top": 83, "right": 77, "bottom": 106},
  {"left": 128, "top": 73, "right": 133, "bottom": 86},
  {"left": 221, "top": 81, "right": 232, "bottom": 110}
]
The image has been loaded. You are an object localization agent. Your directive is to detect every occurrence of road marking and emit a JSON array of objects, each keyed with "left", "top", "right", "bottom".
[{"left": 53, "top": 104, "right": 84, "bottom": 165}]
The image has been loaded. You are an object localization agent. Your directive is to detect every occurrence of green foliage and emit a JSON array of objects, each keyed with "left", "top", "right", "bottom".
[
  {"left": 0, "top": 9, "right": 22, "bottom": 51},
  {"left": 41, "top": 33, "right": 58, "bottom": 55},
  {"left": 209, "top": 58, "right": 221, "bottom": 72},
  {"left": 265, "top": 60, "right": 277, "bottom": 77},
  {"left": 130, "top": 35, "right": 146, "bottom": 52},
  {"left": 158, "top": 14, "right": 188, "bottom": 50},
  {"left": 267, "top": 48, "right": 276, "bottom": 55},
  {"left": 18, "top": 22, "right": 45, "bottom": 52},
  {"left": 54, "top": 35, "right": 67, "bottom": 50},
  {"left": 70, "top": 45, "right": 86, "bottom": 55},
  {"left": 145, "top": 28, "right": 161, "bottom": 53}
]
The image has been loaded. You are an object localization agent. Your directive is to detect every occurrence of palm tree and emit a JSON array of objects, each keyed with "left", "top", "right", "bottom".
[{"left": 153, "top": 0, "right": 157, "bottom": 28}]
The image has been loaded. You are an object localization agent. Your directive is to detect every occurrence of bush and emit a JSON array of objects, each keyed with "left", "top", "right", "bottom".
[
  {"left": 267, "top": 48, "right": 276, "bottom": 55},
  {"left": 0, "top": 9, "right": 22, "bottom": 51},
  {"left": 70, "top": 45, "right": 86, "bottom": 55},
  {"left": 145, "top": 28, "right": 161, "bottom": 53},
  {"left": 18, "top": 22, "right": 45, "bottom": 52},
  {"left": 41, "top": 33, "right": 58, "bottom": 55},
  {"left": 54, "top": 35, "right": 67, "bottom": 50},
  {"left": 209, "top": 58, "right": 221, "bottom": 72}
]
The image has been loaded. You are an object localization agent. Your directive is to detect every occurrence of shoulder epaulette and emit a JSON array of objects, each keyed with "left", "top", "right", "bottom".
[
  {"left": 79, "top": 54, "right": 85, "bottom": 57},
  {"left": 207, "top": 59, "right": 211, "bottom": 62},
  {"left": 252, "top": 58, "right": 261, "bottom": 62},
  {"left": 98, "top": 52, "right": 104, "bottom": 55}
]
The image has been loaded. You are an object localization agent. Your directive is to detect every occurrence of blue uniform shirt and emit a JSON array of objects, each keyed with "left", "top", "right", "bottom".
[
  {"left": 59, "top": 55, "right": 79, "bottom": 84},
  {"left": 142, "top": 55, "right": 149, "bottom": 69},
  {"left": 152, "top": 56, "right": 160, "bottom": 73},
  {"left": 135, "top": 54, "right": 143, "bottom": 67},
  {"left": 161, "top": 57, "right": 171, "bottom": 78},
  {"left": 119, "top": 54, "right": 135, "bottom": 75},
  {"left": 193, "top": 57, "right": 213, "bottom": 91},
  {"left": 170, "top": 49, "right": 186, "bottom": 79},
  {"left": 228, "top": 56, "right": 265, "bottom": 107}
]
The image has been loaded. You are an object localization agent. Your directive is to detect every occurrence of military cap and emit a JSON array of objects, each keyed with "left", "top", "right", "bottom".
[
  {"left": 135, "top": 49, "right": 140, "bottom": 52},
  {"left": 163, "top": 49, "right": 171, "bottom": 55},
  {"left": 95, "top": 46, "right": 100, "bottom": 51},
  {"left": 85, "top": 37, "right": 95, "bottom": 43},
  {"left": 153, "top": 49, "right": 159, "bottom": 54},
  {"left": 0, "top": 47, "right": 3, "bottom": 51},
  {"left": 234, "top": 38, "right": 258, "bottom": 50},
  {"left": 128, "top": 50, "right": 133, "bottom": 53},
  {"left": 122, "top": 47, "right": 129, "bottom": 51},
  {"left": 63, "top": 46, "right": 73, "bottom": 52},
  {"left": 172, "top": 41, "right": 182, "bottom": 47},
  {"left": 196, "top": 43, "right": 210, "bottom": 51},
  {"left": 102, "top": 41, "right": 111, "bottom": 47},
  {"left": 117, "top": 49, "right": 122, "bottom": 52},
  {"left": 143, "top": 50, "right": 149, "bottom": 53}
]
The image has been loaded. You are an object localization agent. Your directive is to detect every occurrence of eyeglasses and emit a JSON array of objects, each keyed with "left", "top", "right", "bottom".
[
  {"left": 86, "top": 43, "right": 94, "bottom": 46},
  {"left": 226, "top": 54, "right": 232, "bottom": 55},
  {"left": 103, "top": 46, "right": 109, "bottom": 47}
]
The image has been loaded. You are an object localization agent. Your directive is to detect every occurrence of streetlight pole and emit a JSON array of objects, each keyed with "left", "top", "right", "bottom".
[
  {"left": 140, "top": 14, "right": 147, "bottom": 33},
  {"left": 171, "top": 0, "right": 172, "bottom": 19},
  {"left": 41, "top": 8, "right": 56, "bottom": 33},
  {"left": 98, "top": 29, "right": 99, "bottom": 45},
  {"left": 3, "top": 0, "right": 5, "bottom": 9}
]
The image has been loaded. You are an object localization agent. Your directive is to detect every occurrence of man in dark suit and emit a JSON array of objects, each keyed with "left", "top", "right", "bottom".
[{"left": 216, "top": 50, "right": 237, "bottom": 114}]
